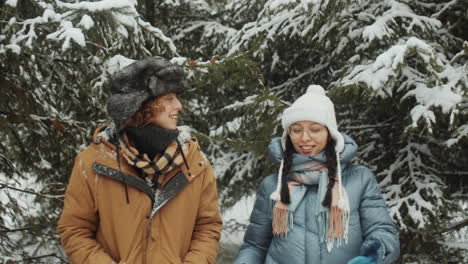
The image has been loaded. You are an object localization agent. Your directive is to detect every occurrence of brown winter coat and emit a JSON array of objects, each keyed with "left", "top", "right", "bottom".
[{"left": 58, "top": 126, "right": 222, "bottom": 264}]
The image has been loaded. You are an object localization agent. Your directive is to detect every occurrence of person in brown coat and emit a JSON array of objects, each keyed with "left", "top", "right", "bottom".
[{"left": 58, "top": 57, "right": 223, "bottom": 264}]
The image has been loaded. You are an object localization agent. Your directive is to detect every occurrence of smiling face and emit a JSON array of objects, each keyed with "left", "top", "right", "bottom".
[
  {"left": 146, "top": 93, "right": 182, "bottom": 130},
  {"left": 288, "top": 120, "right": 329, "bottom": 156}
]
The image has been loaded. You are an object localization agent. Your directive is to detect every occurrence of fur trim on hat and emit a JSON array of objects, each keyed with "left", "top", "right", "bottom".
[{"left": 107, "top": 56, "right": 185, "bottom": 129}]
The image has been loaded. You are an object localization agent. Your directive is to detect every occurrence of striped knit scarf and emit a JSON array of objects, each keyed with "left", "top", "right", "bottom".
[
  {"left": 119, "top": 133, "right": 185, "bottom": 188},
  {"left": 272, "top": 161, "right": 350, "bottom": 252}
]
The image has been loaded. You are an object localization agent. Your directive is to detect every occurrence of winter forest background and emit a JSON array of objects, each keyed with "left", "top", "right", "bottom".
[{"left": 0, "top": 0, "right": 467, "bottom": 263}]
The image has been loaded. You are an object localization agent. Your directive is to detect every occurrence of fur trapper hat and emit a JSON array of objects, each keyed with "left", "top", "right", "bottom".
[{"left": 107, "top": 56, "right": 185, "bottom": 129}]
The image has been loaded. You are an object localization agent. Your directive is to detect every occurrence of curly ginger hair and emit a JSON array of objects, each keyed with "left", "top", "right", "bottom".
[{"left": 122, "top": 95, "right": 167, "bottom": 129}]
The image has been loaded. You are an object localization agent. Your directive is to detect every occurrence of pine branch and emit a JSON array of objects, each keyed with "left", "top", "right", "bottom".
[
  {"left": 18, "top": 252, "right": 69, "bottom": 263},
  {"left": 0, "top": 153, "right": 24, "bottom": 182},
  {"left": 7, "top": 126, "right": 29, "bottom": 162},
  {"left": 439, "top": 171, "right": 468, "bottom": 176},
  {"left": 441, "top": 218, "right": 468, "bottom": 234},
  {"left": 0, "top": 227, "right": 33, "bottom": 234},
  {"left": 343, "top": 123, "right": 398, "bottom": 130},
  {"left": 0, "top": 184, "right": 64, "bottom": 201},
  {"left": 24, "top": 253, "right": 57, "bottom": 261}
]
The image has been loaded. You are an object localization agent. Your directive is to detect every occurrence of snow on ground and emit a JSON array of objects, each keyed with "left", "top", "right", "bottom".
[
  {"left": 221, "top": 194, "right": 255, "bottom": 244},
  {"left": 219, "top": 194, "right": 256, "bottom": 259}
]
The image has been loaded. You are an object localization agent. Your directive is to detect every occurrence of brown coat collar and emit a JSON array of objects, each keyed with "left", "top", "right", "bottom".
[{"left": 92, "top": 125, "right": 208, "bottom": 186}]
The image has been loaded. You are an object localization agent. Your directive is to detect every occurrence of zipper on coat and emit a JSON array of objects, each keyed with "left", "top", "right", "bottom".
[
  {"left": 150, "top": 189, "right": 161, "bottom": 219},
  {"left": 144, "top": 216, "right": 153, "bottom": 264},
  {"left": 144, "top": 188, "right": 160, "bottom": 264}
]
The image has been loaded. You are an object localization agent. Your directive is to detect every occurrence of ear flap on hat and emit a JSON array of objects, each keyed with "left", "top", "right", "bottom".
[
  {"left": 270, "top": 158, "right": 284, "bottom": 201},
  {"left": 328, "top": 128, "right": 344, "bottom": 153},
  {"left": 107, "top": 90, "right": 150, "bottom": 129},
  {"left": 281, "top": 131, "right": 288, "bottom": 150}
]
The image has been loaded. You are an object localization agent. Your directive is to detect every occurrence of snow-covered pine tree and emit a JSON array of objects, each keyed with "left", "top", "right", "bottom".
[
  {"left": 0, "top": 0, "right": 178, "bottom": 262},
  {"left": 332, "top": 0, "right": 467, "bottom": 260},
  {"left": 1, "top": 0, "right": 467, "bottom": 262},
  {"left": 174, "top": 0, "right": 468, "bottom": 261},
  {"left": 183, "top": 56, "right": 282, "bottom": 208},
  {"left": 159, "top": 0, "right": 277, "bottom": 209}
]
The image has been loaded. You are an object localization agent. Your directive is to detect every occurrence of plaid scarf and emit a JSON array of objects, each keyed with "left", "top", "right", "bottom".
[
  {"left": 119, "top": 133, "right": 185, "bottom": 188},
  {"left": 272, "top": 161, "right": 350, "bottom": 252}
]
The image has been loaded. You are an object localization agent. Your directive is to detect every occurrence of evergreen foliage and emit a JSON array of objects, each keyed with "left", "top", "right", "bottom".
[
  {"left": 173, "top": 0, "right": 468, "bottom": 261},
  {"left": 1, "top": 0, "right": 177, "bottom": 261},
  {"left": 0, "top": 0, "right": 467, "bottom": 263}
]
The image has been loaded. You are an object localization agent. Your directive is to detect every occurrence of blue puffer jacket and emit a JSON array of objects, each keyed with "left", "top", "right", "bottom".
[{"left": 235, "top": 134, "right": 400, "bottom": 264}]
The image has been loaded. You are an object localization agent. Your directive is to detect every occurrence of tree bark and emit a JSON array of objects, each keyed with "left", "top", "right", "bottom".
[
  {"left": 145, "top": 0, "right": 156, "bottom": 25},
  {"left": 442, "top": 218, "right": 468, "bottom": 234}
]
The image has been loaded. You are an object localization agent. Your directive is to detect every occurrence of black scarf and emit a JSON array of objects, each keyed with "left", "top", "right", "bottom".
[{"left": 122, "top": 125, "right": 179, "bottom": 160}]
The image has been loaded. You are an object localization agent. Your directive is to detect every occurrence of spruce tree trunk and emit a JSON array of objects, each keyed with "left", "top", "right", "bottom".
[{"left": 145, "top": 0, "right": 156, "bottom": 25}]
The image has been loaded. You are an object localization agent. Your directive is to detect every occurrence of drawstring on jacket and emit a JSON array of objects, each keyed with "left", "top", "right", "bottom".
[
  {"left": 176, "top": 138, "right": 191, "bottom": 176},
  {"left": 116, "top": 145, "right": 130, "bottom": 204}
]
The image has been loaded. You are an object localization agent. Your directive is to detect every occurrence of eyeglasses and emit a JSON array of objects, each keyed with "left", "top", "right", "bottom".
[{"left": 289, "top": 124, "right": 326, "bottom": 139}]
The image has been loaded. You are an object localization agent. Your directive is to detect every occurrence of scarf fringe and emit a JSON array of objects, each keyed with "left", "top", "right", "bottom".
[
  {"left": 273, "top": 177, "right": 350, "bottom": 253},
  {"left": 272, "top": 202, "right": 288, "bottom": 236},
  {"left": 272, "top": 201, "right": 291, "bottom": 237},
  {"left": 325, "top": 183, "right": 350, "bottom": 252}
]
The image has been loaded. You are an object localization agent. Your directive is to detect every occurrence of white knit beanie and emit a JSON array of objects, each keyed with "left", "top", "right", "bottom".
[
  {"left": 270, "top": 85, "right": 346, "bottom": 202},
  {"left": 280, "top": 85, "right": 344, "bottom": 153}
]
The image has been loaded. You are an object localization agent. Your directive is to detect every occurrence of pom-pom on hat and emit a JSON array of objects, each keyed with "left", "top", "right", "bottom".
[{"left": 280, "top": 85, "right": 344, "bottom": 153}]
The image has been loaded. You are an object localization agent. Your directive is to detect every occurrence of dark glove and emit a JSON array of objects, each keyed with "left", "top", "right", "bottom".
[{"left": 347, "top": 237, "right": 382, "bottom": 264}]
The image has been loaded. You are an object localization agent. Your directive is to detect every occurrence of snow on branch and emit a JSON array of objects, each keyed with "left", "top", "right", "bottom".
[
  {"left": 5, "top": 0, "right": 17, "bottom": 7},
  {"left": 221, "top": 95, "right": 259, "bottom": 111},
  {"left": 101, "top": 54, "right": 135, "bottom": 75},
  {"left": 446, "top": 124, "right": 468, "bottom": 147},
  {"left": 46, "top": 21, "right": 85, "bottom": 51},
  {"left": 430, "top": 0, "right": 460, "bottom": 19},
  {"left": 1, "top": 0, "right": 177, "bottom": 54},
  {"left": 380, "top": 141, "right": 446, "bottom": 230},
  {"left": 209, "top": 117, "right": 243, "bottom": 137},
  {"left": 226, "top": 0, "right": 334, "bottom": 56},
  {"left": 344, "top": 37, "right": 432, "bottom": 91},
  {"left": 340, "top": 37, "right": 464, "bottom": 129},
  {"left": 362, "top": 0, "right": 441, "bottom": 41},
  {"left": 175, "top": 21, "right": 236, "bottom": 55},
  {"left": 56, "top": 0, "right": 138, "bottom": 12}
]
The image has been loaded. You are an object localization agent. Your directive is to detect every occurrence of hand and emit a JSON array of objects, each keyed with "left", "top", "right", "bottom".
[
  {"left": 361, "top": 237, "right": 382, "bottom": 260},
  {"left": 347, "top": 256, "right": 375, "bottom": 264},
  {"left": 347, "top": 237, "right": 382, "bottom": 264}
]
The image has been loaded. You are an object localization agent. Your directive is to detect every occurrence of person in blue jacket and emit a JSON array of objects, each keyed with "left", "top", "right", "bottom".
[{"left": 234, "top": 85, "right": 400, "bottom": 264}]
